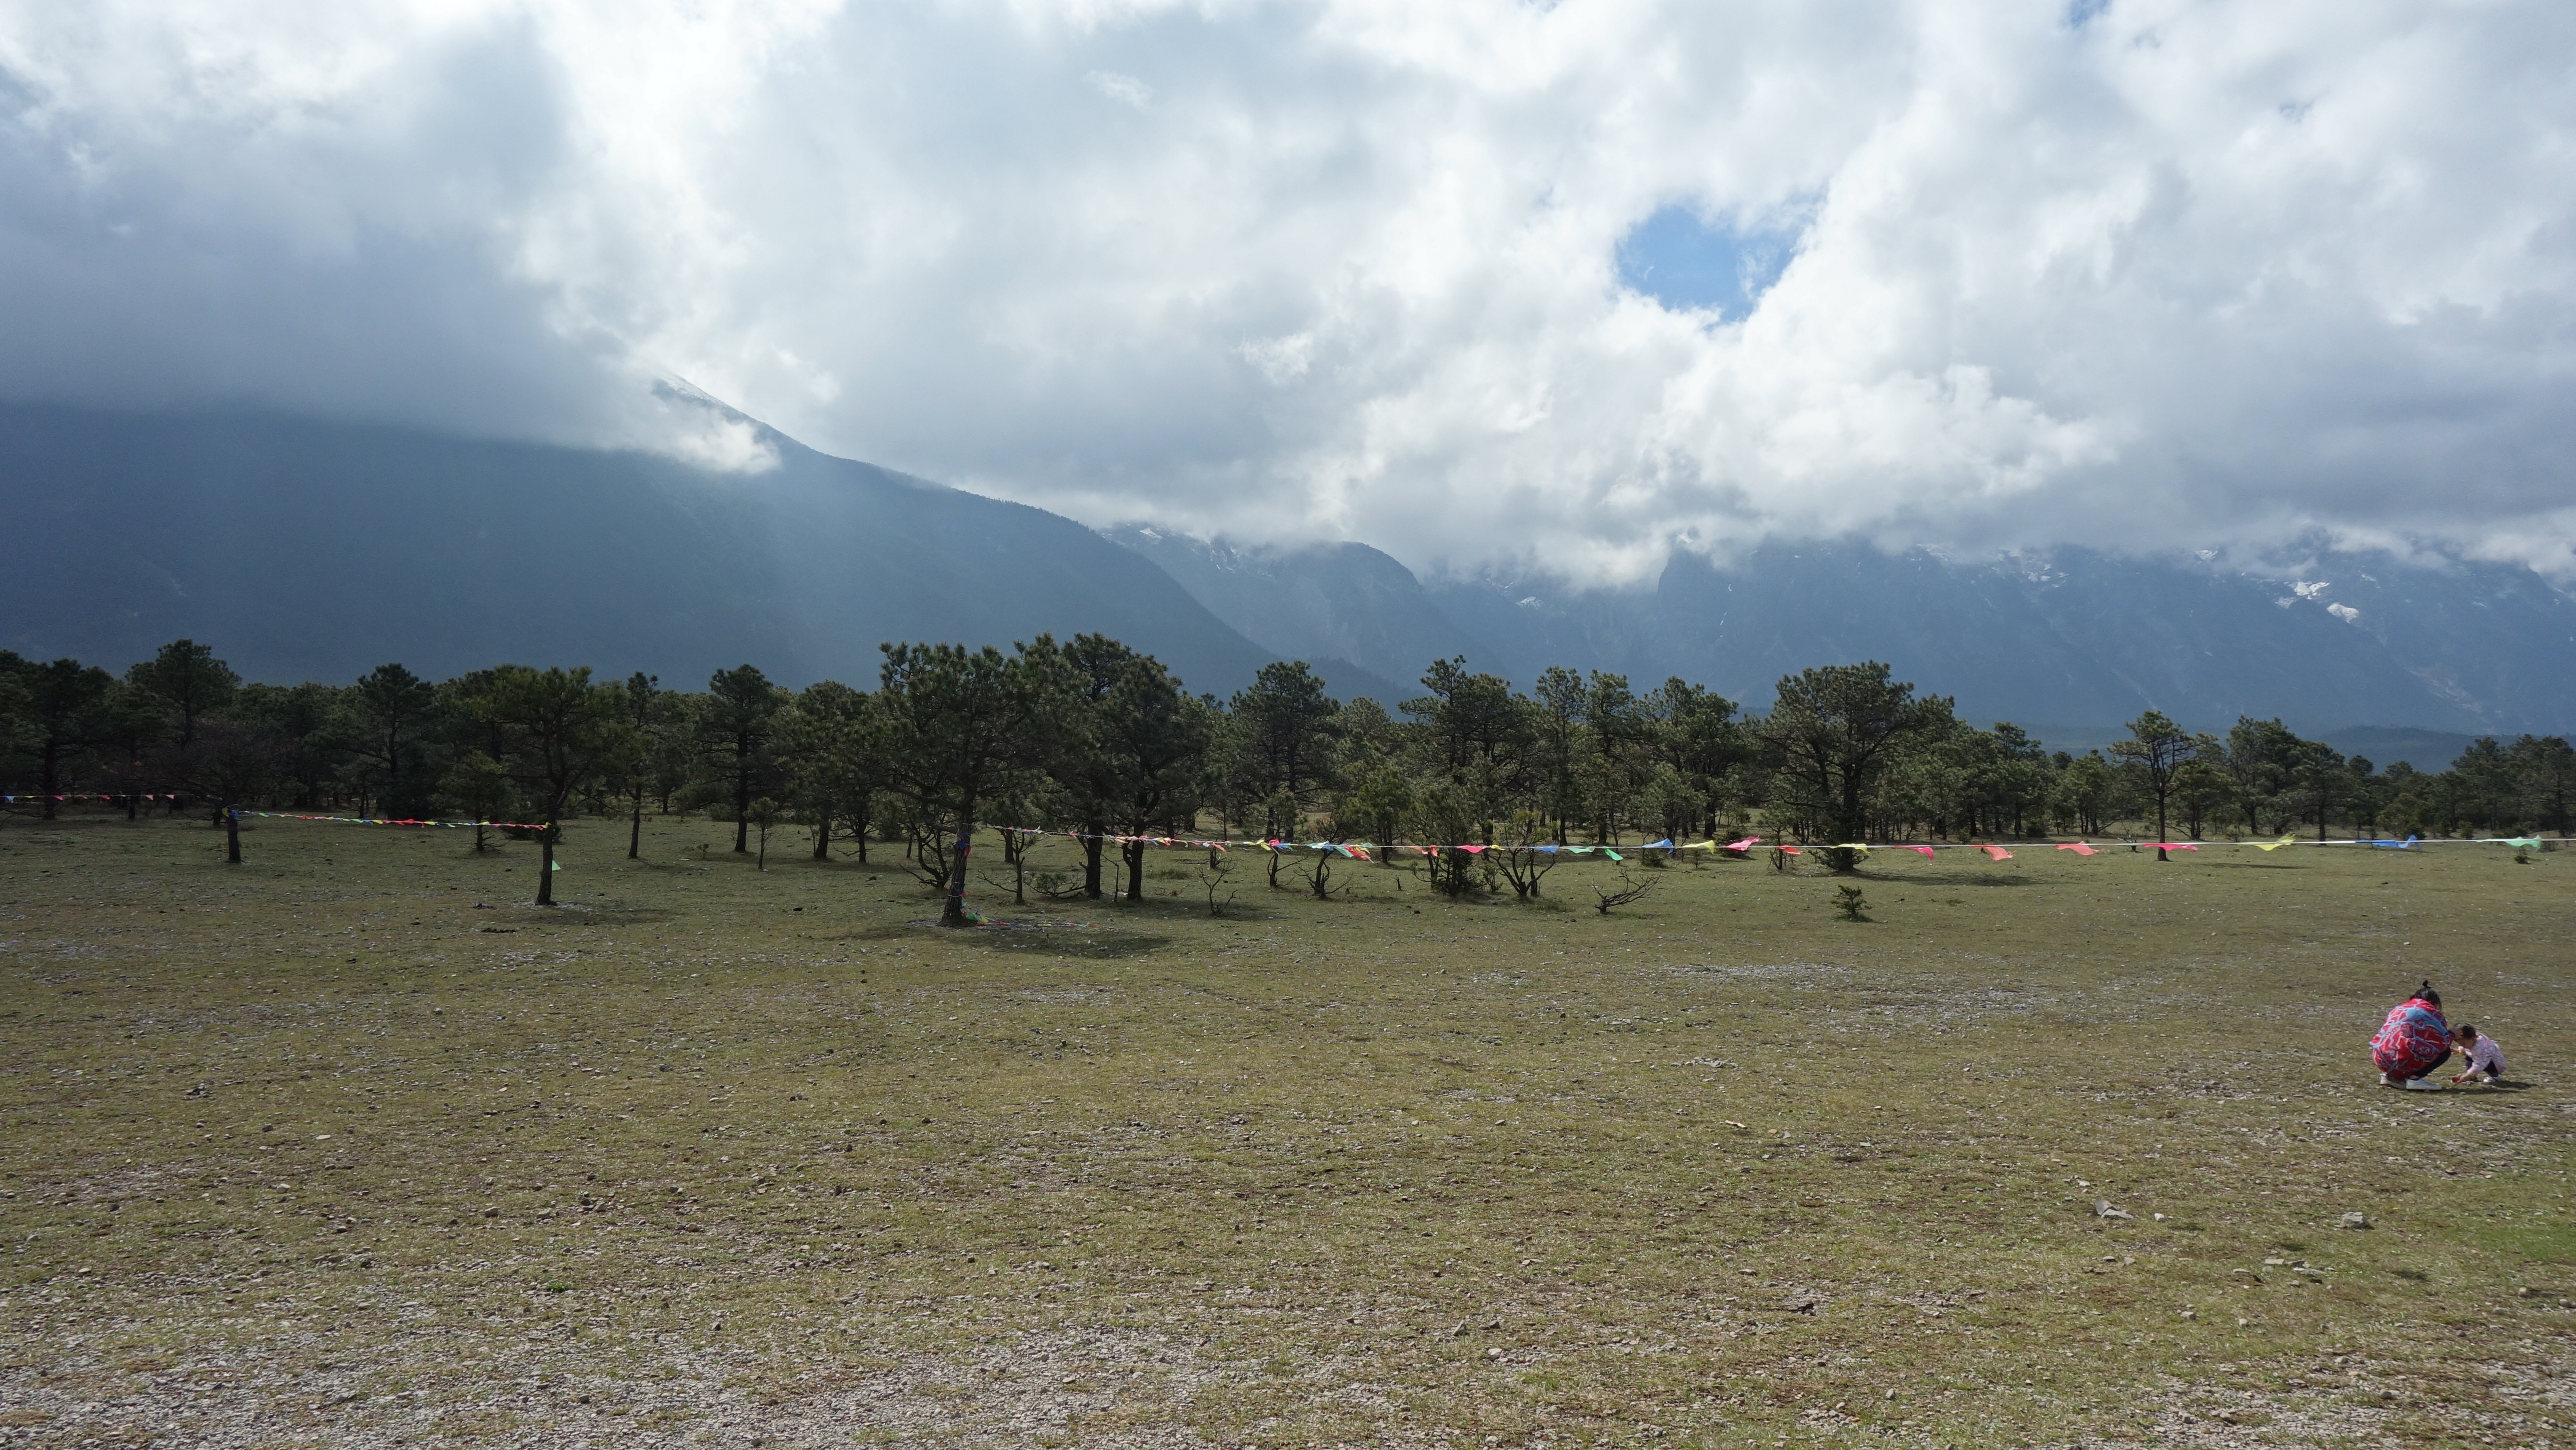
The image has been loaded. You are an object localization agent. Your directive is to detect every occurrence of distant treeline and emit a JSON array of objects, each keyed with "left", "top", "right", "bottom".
[{"left": 4, "top": 639, "right": 2570, "bottom": 918}]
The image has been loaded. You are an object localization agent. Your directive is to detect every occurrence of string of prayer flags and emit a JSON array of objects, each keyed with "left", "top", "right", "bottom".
[
  {"left": 234, "top": 808, "right": 555, "bottom": 831},
  {"left": 1, "top": 792, "right": 186, "bottom": 803},
  {"left": 211, "top": 809, "right": 2562, "bottom": 860}
]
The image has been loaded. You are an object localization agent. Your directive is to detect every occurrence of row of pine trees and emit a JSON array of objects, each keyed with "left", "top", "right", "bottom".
[{"left": 4, "top": 639, "right": 2570, "bottom": 914}]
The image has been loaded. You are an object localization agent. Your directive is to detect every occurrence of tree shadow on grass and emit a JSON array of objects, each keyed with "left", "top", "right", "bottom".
[
  {"left": 832, "top": 917, "right": 1175, "bottom": 959},
  {"left": 2203, "top": 861, "right": 2309, "bottom": 870},
  {"left": 1844, "top": 869, "right": 2041, "bottom": 887},
  {"left": 982, "top": 930, "right": 1169, "bottom": 959}
]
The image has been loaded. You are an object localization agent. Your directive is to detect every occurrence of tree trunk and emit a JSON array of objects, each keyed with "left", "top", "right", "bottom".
[
  {"left": 812, "top": 809, "right": 832, "bottom": 861},
  {"left": 224, "top": 807, "right": 242, "bottom": 863},
  {"left": 1824, "top": 773, "right": 1865, "bottom": 872},
  {"left": 2155, "top": 794, "right": 2169, "bottom": 862},
  {"left": 629, "top": 786, "right": 644, "bottom": 860},
  {"left": 38, "top": 743, "right": 62, "bottom": 820},
  {"left": 1123, "top": 838, "right": 1148, "bottom": 901},
  {"left": 939, "top": 820, "right": 975, "bottom": 926},
  {"left": 1081, "top": 823, "right": 1105, "bottom": 899},
  {"left": 733, "top": 742, "right": 752, "bottom": 852},
  {"left": 537, "top": 830, "right": 557, "bottom": 905}
]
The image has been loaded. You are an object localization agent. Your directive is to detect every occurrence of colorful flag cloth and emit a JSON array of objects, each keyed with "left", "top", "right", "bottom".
[
  {"left": 2370, "top": 995, "right": 2451, "bottom": 1079},
  {"left": 1977, "top": 845, "right": 2014, "bottom": 860},
  {"left": 2153, "top": 843, "right": 2201, "bottom": 851},
  {"left": 2057, "top": 843, "right": 2098, "bottom": 856},
  {"left": 2254, "top": 835, "right": 2299, "bottom": 851},
  {"left": 1906, "top": 846, "right": 1936, "bottom": 858},
  {"left": 1725, "top": 836, "right": 1761, "bottom": 852}
]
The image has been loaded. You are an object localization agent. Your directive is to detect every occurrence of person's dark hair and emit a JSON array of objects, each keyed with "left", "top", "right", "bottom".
[
  {"left": 2413, "top": 980, "right": 2440, "bottom": 1007},
  {"left": 2457, "top": 1024, "right": 2478, "bottom": 1038}
]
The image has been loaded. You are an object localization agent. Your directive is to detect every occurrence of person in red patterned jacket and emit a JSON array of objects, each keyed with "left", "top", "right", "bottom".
[{"left": 2372, "top": 982, "right": 2452, "bottom": 1090}]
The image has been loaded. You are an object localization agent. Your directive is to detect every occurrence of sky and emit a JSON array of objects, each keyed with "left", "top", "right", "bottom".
[{"left": 3, "top": 0, "right": 2573, "bottom": 585}]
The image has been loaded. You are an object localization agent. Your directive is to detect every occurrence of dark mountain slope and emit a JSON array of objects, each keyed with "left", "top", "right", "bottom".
[
  {"left": 1648, "top": 541, "right": 2576, "bottom": 733},
  {"left": 1397, "top": 542, "right": 2575, "bottom": 735},
  {"left": 0, "top": 402, "right": 1276, "bottom": 694},
  {"left": 1101, "top": 526, "right": 1489, "bottom": 697}
]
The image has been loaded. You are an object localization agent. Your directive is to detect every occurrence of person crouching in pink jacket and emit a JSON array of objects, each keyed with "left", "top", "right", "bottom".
[{"left": 2372, "top": 981, "right": 2452, "bottom": 1090}]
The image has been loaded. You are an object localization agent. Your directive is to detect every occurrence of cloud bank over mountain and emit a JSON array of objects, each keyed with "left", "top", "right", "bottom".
[{"left": 4, "top": 0, "right": 2572, "bottom": 581}]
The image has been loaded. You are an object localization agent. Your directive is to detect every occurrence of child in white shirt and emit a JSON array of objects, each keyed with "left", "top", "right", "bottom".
[{"left": 2449, "top": 1025, "right": 2507, "bottom": 1085}]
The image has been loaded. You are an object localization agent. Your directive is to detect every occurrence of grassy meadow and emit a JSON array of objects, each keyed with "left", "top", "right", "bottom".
[{"left": 0, "top": 812, "right": 2570, "bottom": 1449}]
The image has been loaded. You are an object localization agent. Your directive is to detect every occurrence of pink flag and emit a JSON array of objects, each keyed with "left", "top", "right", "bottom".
[
  {"left": 2057, "top": 842, "right": 2098, "bottom": 856},
  {"left": 2154, "top": 843, "right": 2201, "bottom": 851},
  {"left": 1907, "top": 845, "right": 1936, "bottom": 858},
  {"left": 1977, "top": 845, "right": 2014, "bottom": 861},
  {"left": 1724, "top": 836, "right": 1760, "bottom": 851}
]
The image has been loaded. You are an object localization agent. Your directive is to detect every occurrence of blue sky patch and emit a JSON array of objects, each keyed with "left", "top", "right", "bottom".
[{"left": 1615, "top": 205, "right": 1802, "bottom": 320}]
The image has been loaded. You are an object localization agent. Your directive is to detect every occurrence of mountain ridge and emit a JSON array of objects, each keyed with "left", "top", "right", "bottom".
[
  {"left": 1111, "top": 529, "right": 2576, "bottom": 736},
  {"left": 7, "top": 397, "right": 2567, "bottom": 738},
  {"left": 0, "top": 401, "right": 1280, "bottom": 696}
]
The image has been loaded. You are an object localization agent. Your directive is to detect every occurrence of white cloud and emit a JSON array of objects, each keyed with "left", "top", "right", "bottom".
[
  {"left": 1083, "top": 68, "right": 1151, "bottom": 108},
  {"left": 1, "top": 0, "right": 2572, "bottom": 582}
]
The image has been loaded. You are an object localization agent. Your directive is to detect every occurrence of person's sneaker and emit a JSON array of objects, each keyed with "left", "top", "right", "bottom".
[
  {"left": 2378, "top": 1071, "right": 2393, "bottom": 1086},
  {"left": 2402, "top": 1077, "right": 2443, "bottom": 1090}
]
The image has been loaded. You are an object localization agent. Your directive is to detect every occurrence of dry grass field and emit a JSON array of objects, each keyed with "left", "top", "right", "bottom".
[{"left": 0, "top": 813, "right": 2569, "bottom": 1449}]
